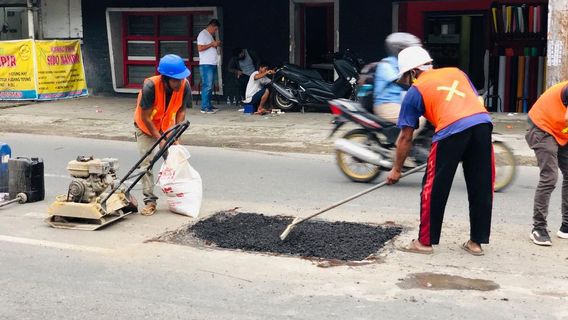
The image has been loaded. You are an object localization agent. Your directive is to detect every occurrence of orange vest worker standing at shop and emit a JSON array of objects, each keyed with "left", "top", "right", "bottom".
[
  {"left": 387, "top": 46, "right": 494, "bottom": 256},
  {"left": 134, "top": 54, "right": 192, "bottom": 216},
  {"left": 526, "top": 81, "right": 568, "bottom": 246}
]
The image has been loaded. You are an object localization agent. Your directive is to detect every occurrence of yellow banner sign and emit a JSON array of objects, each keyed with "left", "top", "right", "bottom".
[
  {"left": 35, "top": 40, "right": 88, "bottom": 100},
  {"left": 0, "top": 39, "right": 37, "bottom": 100}
]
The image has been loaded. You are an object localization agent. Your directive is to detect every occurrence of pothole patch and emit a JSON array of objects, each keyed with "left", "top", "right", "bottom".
[{"left": 157, "top": 211, "right": 403, "bottom": 263}]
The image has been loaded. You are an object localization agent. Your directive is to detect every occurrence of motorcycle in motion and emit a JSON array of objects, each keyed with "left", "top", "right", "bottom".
[
  {"left": 270, "top": 51, "right": 364, "bottom": 111},
  {"left": 328, "top": 99, "right": 517, "bottom": 192}
]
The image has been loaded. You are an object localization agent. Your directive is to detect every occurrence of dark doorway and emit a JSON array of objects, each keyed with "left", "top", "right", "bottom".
[
  {"left": 303, "top": 4, "right": 333, "bottom": 67},
  {"left": 424, "top": 13, "right": 487, "bottom": 90},
  {"left": 298, "top": 3, "right": 334, "bottom": 81},
  {"left": 467, "top": 16, "right": 485, "bottom": 89}
]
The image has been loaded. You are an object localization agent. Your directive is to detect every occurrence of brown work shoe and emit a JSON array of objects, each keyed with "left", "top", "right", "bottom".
[{"left": 140, "top": 202, "right": 157, "bottom": 216}]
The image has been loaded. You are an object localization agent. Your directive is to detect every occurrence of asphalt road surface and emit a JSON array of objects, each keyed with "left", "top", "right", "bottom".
[
  {"left": 0, "top": 133, "right": 554, "bottom": 225},
  {"left": 1, "top": 133, "right": 566, "bottom": 320}
]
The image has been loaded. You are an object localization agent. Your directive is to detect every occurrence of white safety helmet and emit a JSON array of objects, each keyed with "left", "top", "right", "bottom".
[
  {"left": 385, "top": 32, "right": 422, "bottom": 56},
  {"left": 397, "top": 46, "right": 433, "bottom": 77}
]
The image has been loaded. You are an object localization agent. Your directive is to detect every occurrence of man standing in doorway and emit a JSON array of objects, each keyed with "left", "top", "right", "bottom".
[
  {"left": 134, "top": 54, "right": 191, "bottom": 216},
  {"left": 197, "top": 19, "right": 221, "bottom": 114},
  {"left": 228, "top": 48, "right": 259, "bottom": 102}
]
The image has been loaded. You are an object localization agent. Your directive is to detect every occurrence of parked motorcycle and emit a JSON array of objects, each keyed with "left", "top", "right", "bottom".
[
  {"left": 270, "top": 51, "right": 363, "bottom": 111},
  {"left": 328, "top": 98, "right": 517, "bottom": 192}
]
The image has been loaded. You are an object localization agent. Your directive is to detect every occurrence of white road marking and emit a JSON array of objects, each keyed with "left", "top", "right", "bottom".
[
  {"left": 23, "top": 211, "right": 47, "bottom": 218},
  {"left": 0, "top": 235, "right": 113, "bottom": 254},
  {"left": 44, "top": 173, "right": 71, "bottom": 179}
]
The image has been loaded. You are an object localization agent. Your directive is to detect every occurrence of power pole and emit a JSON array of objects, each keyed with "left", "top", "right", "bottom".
[{"left": 546, "top": 0, "right": 568, "bottom": 87}]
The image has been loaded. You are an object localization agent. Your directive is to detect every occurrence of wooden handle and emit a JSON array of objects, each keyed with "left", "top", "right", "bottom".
[{"left": 296, "top": 164, "right": 428, "bottom": 225}]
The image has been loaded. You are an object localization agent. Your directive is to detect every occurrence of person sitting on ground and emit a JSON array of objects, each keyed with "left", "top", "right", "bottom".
[{"left": 243, "top": 62, "right": 275, "bottom": 115}]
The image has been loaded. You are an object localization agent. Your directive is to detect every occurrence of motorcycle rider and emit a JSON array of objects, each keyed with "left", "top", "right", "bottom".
[
  {"left": 386, "top": 47, "right": 494, "bottom": 256},
  {"left": 374, "top": 32, "right": 426, "bottom": 135}
]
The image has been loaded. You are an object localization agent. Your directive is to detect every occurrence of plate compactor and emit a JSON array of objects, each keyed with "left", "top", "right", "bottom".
[{"left": 46, "top": 120, "right": 190, "bottom": 230}]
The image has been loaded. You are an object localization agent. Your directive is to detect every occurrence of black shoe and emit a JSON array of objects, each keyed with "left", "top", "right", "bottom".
[
  {"left": 530, "top": 228, "right": 552, "bottom": 246},
  {"left": 557, "top": 224, "right": 568, "bottom": 239}
]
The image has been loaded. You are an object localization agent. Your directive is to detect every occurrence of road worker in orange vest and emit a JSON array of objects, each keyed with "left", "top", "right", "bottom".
[
  {"left": 526, "top": 82, "right": 568, "bottom": 246},
  {"left": 386, "top": 47, "right": 494, "bottom": 256},
  {"left": 134, "top": 54, "right": 192, "bottom": 216}
]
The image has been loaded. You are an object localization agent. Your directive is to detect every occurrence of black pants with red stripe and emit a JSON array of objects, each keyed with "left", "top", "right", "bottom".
[{"left": 419, "top": 123, "right": 494, "bottom": 246}]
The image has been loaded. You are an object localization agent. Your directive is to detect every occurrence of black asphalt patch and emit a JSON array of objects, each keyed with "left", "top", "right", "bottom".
[{"left": 167, "top": 211, "right": 402, "bottom": 261}]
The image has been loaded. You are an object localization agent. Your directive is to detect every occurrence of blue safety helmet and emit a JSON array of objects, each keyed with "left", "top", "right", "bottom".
[{"left": 157, "top": 54, "right": 191, "bottom": 79}]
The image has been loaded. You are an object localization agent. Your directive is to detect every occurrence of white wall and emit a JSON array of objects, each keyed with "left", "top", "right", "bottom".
[{"left": 41, "top": 0, "right": 82, "bottom": 38}]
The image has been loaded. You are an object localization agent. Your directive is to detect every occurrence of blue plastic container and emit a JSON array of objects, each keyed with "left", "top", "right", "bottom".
[
  {"left": 243, "top": 103, "right": 254, "bottom": 114},
  {"left": 0, "top": 143, "right": 11, "bottom": 193}
]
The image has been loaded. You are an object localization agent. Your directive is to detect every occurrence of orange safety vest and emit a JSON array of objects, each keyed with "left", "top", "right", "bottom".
[
  {"left": 413, "top": 68, "right": 487, "bottom": 132},
  {"left": 528, "top": 81, "right": 568, "bottom": 146},
  {"left": 134, "top": 75, "right": 186, "bottom": 136}
]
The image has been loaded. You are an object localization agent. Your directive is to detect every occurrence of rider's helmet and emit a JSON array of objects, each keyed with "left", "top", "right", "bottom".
[
  {"left": 385, "top": 32, "right": 422, "bottom": 57},
  {"left": 157, "top": 54, "right": 190, "bottom": 79},
  {"left": 397, "top": 46, "right": 433, "bottom": 76}
]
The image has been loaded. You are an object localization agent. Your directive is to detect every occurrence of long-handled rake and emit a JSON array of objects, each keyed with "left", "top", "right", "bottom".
[{"left": 279, "top": 163, "right": 427, "bottom": 241}]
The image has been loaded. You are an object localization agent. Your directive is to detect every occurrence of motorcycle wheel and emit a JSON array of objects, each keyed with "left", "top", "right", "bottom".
[
  {"left": 271, "top": 79, "right": 298, "bottom": 111},
  {"left": 336, "top": 129, "right": 383, "bottom": 183},
  {"left": 493, "top": 141, "right": 516, "bottom": 192}
]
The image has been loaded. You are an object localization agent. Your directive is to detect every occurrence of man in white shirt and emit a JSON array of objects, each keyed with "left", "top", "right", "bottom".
[
  {"left": 243, "top": 63, "right": 274, "bottom": 115},
  {"left": 197, "top": 19, "right": 221, "bottom": 114}
]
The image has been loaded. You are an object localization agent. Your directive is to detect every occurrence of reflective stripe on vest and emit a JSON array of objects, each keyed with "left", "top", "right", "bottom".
[
  {"left": 528, "top": 81, "right": 568, "bottom": 146},
  {"left": 413, "top": 68, "right": 487, "bottom": 132},
  {"left": 134, "top": 76, "right": 186, "bottom": 136}
]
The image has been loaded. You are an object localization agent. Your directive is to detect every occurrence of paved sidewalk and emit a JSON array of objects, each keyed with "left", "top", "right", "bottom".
[{"left": 0, "top": 96, "right": 535, "bottom": 164}]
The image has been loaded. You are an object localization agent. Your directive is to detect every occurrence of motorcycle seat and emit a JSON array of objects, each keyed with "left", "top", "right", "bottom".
[
  {"left": 336, "top": 98, "right": 397, "bottom": 128},
  {"left": 364, "top": 112, "right": 398, "bottom": 129},
  {"left": 283, "top": 64, "right": 324, "bottom": 80}
]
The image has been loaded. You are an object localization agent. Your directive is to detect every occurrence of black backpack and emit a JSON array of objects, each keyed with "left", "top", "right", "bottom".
[
  {"left": 357, "top": 62, "right": 379, "bottom": 86},
  {"left": 357, "top": 61, "right": 381, "bottom": 112}
]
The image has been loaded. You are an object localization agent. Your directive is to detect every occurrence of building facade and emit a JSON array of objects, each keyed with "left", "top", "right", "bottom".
[
  {"left": 396, "top": 0, "right": 548, "bottom": 113},
  {"left": 80, "top": 0, "right": 394, "bottom": 97},
  {"left": 1, "top": 0, "right": 550, "bottom": 113}
]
